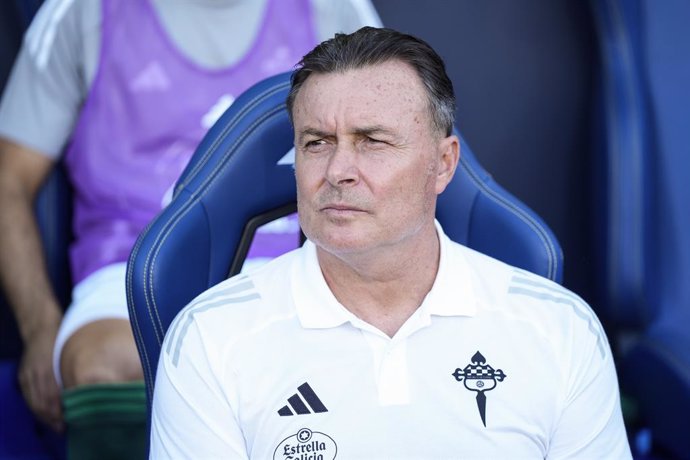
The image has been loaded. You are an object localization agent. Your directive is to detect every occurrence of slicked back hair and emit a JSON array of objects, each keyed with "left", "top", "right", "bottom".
[{"left": 287, "top": 26, "right": 456, "bottom": 136}]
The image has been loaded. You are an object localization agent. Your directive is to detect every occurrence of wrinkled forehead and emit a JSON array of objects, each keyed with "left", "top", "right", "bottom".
[
  {"left": 292, "top": 60, "right": 433, "bottom": 129},
  {"left": 296, "top": 59, "right": 426, "bottom": 99}
]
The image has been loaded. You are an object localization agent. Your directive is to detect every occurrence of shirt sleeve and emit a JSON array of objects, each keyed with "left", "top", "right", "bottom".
[
  {"left": 150, "top": 318, "right": 248, "bottom": 459},
  {"left": 0, "top": 0, "right": 89, "bottom": 157},
  {"left": 547, "top": 307, "right": 632, "bottom": 459}
]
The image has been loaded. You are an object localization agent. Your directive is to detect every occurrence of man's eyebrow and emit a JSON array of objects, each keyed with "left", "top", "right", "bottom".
[
  {"left": 297, "top": 128, "right": 330, "bottom": 143},
  {"left": 296, "top": 125, "right": 398, "bottom": 143},
  {"left": 352, "top": 125, "right": 397, "bottom": 137}
]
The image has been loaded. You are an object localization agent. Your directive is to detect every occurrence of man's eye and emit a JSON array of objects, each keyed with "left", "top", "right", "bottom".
[
  {"left": 305, "top": 139, "right": 326, "bottom": 148},
  {"left": 366, "top": 137, "right": 386, "bottom": 145}
]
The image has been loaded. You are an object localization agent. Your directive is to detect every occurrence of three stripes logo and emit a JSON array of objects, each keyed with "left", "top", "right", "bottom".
[{"left": 277, "top": 382, "right": 328, "bottom": 416}]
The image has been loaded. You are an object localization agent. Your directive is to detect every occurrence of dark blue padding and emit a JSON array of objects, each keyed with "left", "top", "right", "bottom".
[
  {"left": 0, "top": 164, "right": 72, "bottom": 359},
  {"left": 34, "top": 164, "right": 73, "bottom": 310},
  {"left": 127, "top": 71, "right": 563, "bottom": 413},
  {"left": 591, "top": 0, "right": 690, "bottom": 457},
  {"left": 590, "top": 0, "right": 655, "bottom": 330},
  {"left": 622, "top": 319, "right": 690, "bottom": 458},
  {"left": 0, "top": 165, "right": 71, "bottom": 458},
  {"left": 0, "top": 362, "right": 66, "bottom": 459},
  {"left": 0, "top": 4, "right": 71, "bottom": 456}
]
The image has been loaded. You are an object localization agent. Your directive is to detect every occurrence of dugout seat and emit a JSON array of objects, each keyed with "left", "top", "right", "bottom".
[
  {"left": 126, "top": 70, "right": 564, "bottom": 427},
  {"left": 590, "top": 0, "right": 690, "bottom": 457},
  {"left": 0, "top": 159, "right": 72, "bottom": 460},
  {"left": 0, "top": 1, "right": 69, "bottom": 458}
]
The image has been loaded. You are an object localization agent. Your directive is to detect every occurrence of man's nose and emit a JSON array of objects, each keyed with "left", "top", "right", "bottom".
[{"left": 325, "top": 143, "right": 359, "bottom": 186}]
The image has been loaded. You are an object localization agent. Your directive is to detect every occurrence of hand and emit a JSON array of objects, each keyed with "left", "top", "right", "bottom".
[{"left": 18, "top": 322, "right": 64, "bottom": 432}]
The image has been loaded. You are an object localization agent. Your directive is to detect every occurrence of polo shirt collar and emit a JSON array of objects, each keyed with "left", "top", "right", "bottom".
[
  {"left": 291, "top": 240, "right": 352, "bottom": 329},
  {"left": 291, "top": 220, "right": 477, "bottom": 330},
  {"left": 422, "top": 220, "right": 477, "bottom": 318}
]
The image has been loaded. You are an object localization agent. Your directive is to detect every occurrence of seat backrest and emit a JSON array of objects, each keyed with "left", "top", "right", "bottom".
[
  {"left": 0, "top": 4, "right": 71, "bottom": 457},
  {"left": 591, "top": 1, "right": 690, "bottom": 456},
  {"left": 34, "top": 164, "right": 73, "bottom": 309},
  {"left": 590, "top": 0, "right": 656, "bottom": 331},
  {"left": 591, "top": 0, "right": 690, "bottom": 331},
  {"left": 127, "top": 71, "right": 563, "bottom": 410},
  {"left": 0, "top": 150, "right": 72, "bottom": 460},
  {"left": 0, "top": 164, "right": 72, "bottom": 359}
]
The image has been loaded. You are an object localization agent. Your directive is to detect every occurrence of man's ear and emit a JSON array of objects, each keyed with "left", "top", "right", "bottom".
[{"left": 435, "top": 134, "right": 460, "bottom": 195}]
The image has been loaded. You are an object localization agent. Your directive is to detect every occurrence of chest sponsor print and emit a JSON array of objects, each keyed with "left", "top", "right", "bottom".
[{"left": 274, "top": 428, "right": 337, "bottom": 460}]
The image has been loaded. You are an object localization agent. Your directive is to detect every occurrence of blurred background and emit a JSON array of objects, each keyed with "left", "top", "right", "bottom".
[{"left": 1, "top": 0, "right": 688, "bottom": 458}]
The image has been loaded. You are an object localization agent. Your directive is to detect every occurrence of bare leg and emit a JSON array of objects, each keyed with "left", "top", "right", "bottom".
[
  {"left": 60, "top": 318, "right": 142, "bottom": 388},
  {"left": 59, "top": 319, "right": 146, "bottom": 459}
]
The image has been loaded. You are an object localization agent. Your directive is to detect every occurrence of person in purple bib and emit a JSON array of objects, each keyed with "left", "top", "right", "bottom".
[{"left": 0, "top": 0, "right": 381, "bottom": 457}]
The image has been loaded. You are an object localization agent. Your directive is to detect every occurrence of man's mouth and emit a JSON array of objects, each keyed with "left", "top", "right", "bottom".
[{"left": 320, "top": 203, "right": 367, "bottom": 215}]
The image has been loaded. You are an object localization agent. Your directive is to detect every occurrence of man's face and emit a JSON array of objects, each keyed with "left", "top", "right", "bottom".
[{"left": 293, "top": 59, "right": 458, "bottom": 258}]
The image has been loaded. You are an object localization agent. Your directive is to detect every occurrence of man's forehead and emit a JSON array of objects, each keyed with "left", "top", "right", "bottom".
[
  {"left": 291, "top": 61, "right": 436, "bottom": 138},
  {"left": 295, "top": 63, "right": 427, "bottom": 115},
  {"left": 300, "top": 60, "right": 423, "bottom": 95}
]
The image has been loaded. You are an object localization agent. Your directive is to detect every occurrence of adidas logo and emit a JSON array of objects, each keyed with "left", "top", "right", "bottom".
[
  {"left": 277, "top": 382, "right": 328, "bottom": 416},
  {"left": 131, "top": 61, "right": 170, "bottom": 92}
]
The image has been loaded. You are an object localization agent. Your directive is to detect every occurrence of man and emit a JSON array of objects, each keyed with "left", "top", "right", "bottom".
[
  {"left": 0, "top": 0, "right": 380, "bottom": 457},
  {"left": 151, "top": 27, "right": 632, "bottom": 458}
]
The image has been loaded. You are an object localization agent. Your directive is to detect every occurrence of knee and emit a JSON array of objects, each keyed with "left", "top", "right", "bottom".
[
  {"left": 60, "top": 320, "right": 143, "bottom": 388},
  {"left": 61, "top": 351, "right": 139, "bottom": 388}
]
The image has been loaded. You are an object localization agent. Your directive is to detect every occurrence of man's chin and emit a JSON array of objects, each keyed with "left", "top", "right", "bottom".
[
  {"left": 317, "top": 238, "right": 366, "bottom": 253},
  {"left": 303, "top": 217, "right": 380, "bottom": 253},
  {"left": 310, "top": 232, "right": 370, "bottom": 257}
]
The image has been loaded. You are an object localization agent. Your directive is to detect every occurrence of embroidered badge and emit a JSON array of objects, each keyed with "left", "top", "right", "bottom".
[{"left": 452, "top": 351, "right": 507, "bottom": 427}]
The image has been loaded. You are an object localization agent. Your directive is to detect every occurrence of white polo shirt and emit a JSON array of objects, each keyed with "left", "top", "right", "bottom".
[{"left": 151, "top": 224, "right": 631, "bottom": 459}]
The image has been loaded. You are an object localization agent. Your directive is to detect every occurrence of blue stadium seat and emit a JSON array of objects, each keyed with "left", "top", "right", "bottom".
[
  {"left": 591, "top": 0, "right": 690, "bottom": 457},
  {"left": 0, "top": 1, "right": 70, "bottom": 456},
  {"left": 0, "top": 166, "right": 70, "bottom": 459},
  {"left": 126, "top": 70, "right": 564, "bottom": 426}
]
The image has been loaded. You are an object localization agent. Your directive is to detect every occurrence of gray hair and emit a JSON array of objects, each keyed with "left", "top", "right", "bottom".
[{"left": 287, "top": 27, "right": 456, "bottom": 136}]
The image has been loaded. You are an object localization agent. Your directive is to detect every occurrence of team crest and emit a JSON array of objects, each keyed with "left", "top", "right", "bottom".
[
  {"left": 452, "top": 351, "right": 507, "bottom": 427},
  {"left": 274, "top": 428, "right": 337, "bottom": 460}
]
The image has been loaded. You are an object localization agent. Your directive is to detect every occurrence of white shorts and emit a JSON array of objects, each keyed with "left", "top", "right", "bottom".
[{"left": 53, "top": 262, "right": 129, "bottom": 387}]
